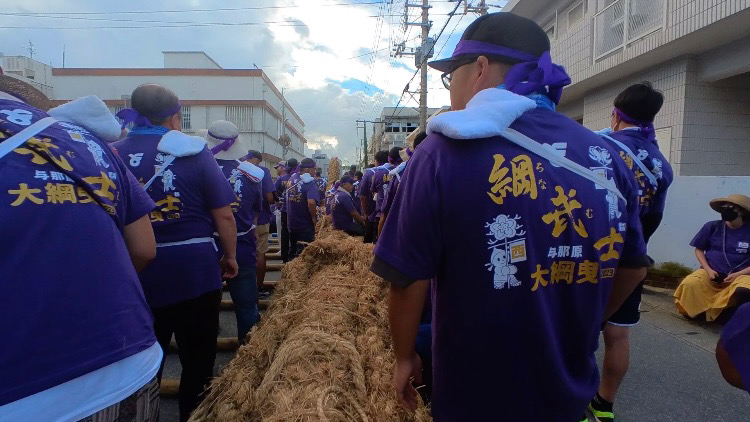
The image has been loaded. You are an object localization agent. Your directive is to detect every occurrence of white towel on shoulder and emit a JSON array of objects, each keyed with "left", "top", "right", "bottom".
[{"left": 48, "top": 95, "right": 121, "bottom": 143}]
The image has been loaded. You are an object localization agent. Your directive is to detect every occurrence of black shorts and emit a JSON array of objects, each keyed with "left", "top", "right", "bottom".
[{"left": 607, "top": 280, "right": 644, "bottom": 326}]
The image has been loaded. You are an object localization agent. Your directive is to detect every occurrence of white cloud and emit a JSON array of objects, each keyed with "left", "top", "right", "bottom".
[{"left": 1, "top": 0, "right": 476, "bottom": 163}]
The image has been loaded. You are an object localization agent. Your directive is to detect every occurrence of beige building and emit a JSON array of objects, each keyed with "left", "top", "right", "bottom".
[
  {"left": 504, "top": 0, "right": 750, "bottom": 175},
  {"left": 368, "top": 106, "right": 442, "bottom": 163}
]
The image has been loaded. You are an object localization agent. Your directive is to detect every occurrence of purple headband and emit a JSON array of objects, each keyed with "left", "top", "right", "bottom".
[
  {"left": 208, "top": 131, "right": 239, "bottom": 155},
  {"left": 451, "top": 40, "right": 571, "bottom": 104},
  {"left": 388, "top": 156, "right": 403, "bottom": 165},
  {"left": 614, "top": 107, "right": 656, "bottom": 142},
  {"left": 115, "top": 102, "right": 182, "bottom": 129}
]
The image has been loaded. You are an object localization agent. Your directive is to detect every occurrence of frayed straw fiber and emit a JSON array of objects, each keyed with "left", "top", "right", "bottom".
[
  {"left": 327, "top": 158, "right": 340, "bottom": 190},
  {"left": 189, "top": 228, "right": 430, "bottom": 422}
]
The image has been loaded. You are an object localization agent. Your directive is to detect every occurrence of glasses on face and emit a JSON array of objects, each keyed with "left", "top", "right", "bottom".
[{"left": 440, "top": 59, "right": 475, "bottom": 90}]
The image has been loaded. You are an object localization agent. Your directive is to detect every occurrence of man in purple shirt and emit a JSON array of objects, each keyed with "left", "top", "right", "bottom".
[
  {"left": 371, "top": 13, "right": 649, "bottom": 421},
  {"left": 276, "top": 158, "right": 297, "bottom": 262},
  {"left": 373, "top": 146, "right": 402, "bottom": 237},
  {"left": 359, "top": 151, "right": 388, "bottom": 243},
  {"left": 590, "top": 82, "right": 674, "bottom": 421},
  {"left": 382, "top": 133, "right": 427, "bottom": 223},
  {"left": 204, "top": 121, "right": 264, "bottom": 344},
  {"left": 331, "top": 176, "right": 366, "bottom": 236},
  {"left": 113, "top": 84, "right": 238, "bottom": 422},
  {"left": 0, "top": 76, "right": 160, "bottom": 420},
  {"left": 286, "top": 157, "right": 320, "bottom": 259},
  {"left": 246, "top": 150, "right": 275, "bottom": 291}
]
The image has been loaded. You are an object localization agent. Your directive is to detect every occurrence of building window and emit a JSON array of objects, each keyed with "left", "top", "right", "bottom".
[
  {"left": 225, "top": 106, "right": 253, "bottom": 131},
  {"left": 181, "top": 105, "right": 191, "bottom": 131},
  {"left": 568, "top": 1, "right": 584, "bottom": 28}
]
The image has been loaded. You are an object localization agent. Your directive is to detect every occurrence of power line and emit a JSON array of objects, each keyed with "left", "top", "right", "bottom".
[
  {"left": 388, "top": 0, "right": 463, "bottom": 121},
  {"left": 1, "top": 2, "right": 386, "bottom": 16}
]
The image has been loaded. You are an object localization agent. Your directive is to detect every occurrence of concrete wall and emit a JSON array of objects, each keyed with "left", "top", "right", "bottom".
[
  {"left": 680, "top": 71, "right": 750, "bottom": 175},
  {"left": 649, "top": 176, "right": 750, "bottom": 267},
  {"left": 543, "top": 0, "right": 750, "bottom": 87}
]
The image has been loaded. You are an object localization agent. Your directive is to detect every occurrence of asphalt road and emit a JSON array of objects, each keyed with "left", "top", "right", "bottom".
[{"left": 587, "top": 287, "right": 750, "bottom": 422}]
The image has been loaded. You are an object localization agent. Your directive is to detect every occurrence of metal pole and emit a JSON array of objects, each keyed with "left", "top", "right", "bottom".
[
  {"left": 363, "top": 122, "right": 368, "bottom": 168},
  {"left": 419, "top": 0, "right": 429, "bottom": 131}
]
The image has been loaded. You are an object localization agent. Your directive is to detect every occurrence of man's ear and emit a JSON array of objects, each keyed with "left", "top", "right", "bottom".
[
  {"left": 168, "top": 113, "right": 182, "bottom": 131},
  {"left": 472, "top": 56, "right": 491, "bottom": 94}
]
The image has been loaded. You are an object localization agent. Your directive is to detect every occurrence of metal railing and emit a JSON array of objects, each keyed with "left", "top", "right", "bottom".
[{"left": 593, "top": 0, "right": 666, "bottom": 61}]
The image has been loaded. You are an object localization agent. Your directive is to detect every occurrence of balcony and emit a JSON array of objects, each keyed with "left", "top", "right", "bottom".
[{"left": 593, "top": 0, "right": 667, "bottom": 61}]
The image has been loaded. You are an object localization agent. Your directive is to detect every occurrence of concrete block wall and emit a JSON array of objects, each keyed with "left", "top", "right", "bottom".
[
  {"left": 582, "top": 57, "right": 690, "bottom": 173},
  {"left": 680, "top": 70, "right": 750, "bottom": 175},
  {"left": 546, "top": 0, "right": 750, "bottom": 86}
]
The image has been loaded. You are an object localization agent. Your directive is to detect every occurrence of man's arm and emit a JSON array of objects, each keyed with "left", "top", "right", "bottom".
[
  {"left": 265, "top": 192, "right": 274, "bottom": 206},
  {"left": 604, "top": 266, "right": 647, "bottom": 321},
  {"left": 389, "top": 280, "right": 429, "bottom": 411},
  {"left": 378, "top": 214, "right": 386, "bottom": 237},
  {"left": 210, "top": 205, "right": 238, "bottom": 279},
  {"left": 123, "top": 215, "right": 156, "bottom": 272},
  {"left": 307, "top": 199, "right": 318, "bottom": 227},
  {"left": 351, "top": 210, "right": 365, "bottom": 225}
]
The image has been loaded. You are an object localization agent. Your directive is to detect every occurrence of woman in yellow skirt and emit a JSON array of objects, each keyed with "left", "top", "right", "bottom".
[{"left": 675, "top": 194, "right": 750, "bottom": 321}]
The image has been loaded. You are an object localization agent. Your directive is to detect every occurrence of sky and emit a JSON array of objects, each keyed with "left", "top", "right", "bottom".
[{"left": 1, "top": 0, "right": 506, "bottom": 165}]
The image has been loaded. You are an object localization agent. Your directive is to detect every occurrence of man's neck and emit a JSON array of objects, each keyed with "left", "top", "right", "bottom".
[{"left": 616, "top": 122, "right": 638, "bottom": 131}]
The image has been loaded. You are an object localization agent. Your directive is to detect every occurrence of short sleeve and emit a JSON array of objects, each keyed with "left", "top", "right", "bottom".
[
  {"left": 113, "top": 152, "right": 155, "bottom": 226},
  {"left": 372, "top": 147, "right": 443, "bottom": 287},
  {"left": 262, "top": 168, "right": 274, "bottom": 195},
  {"left": 198, "top": 149, "right": 237, "bottom": 209},
  {"left": 721, "top": 303, "right": 750, "bottom": 390},
  {"left": 690, "top": 222, "right": 716, "bottom": 250},
  {"left": 305, "top": 182, "right": 320, "bottom": 203}
]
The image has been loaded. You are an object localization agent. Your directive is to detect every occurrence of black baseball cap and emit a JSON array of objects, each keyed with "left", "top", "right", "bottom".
[
  {"left": 300, "top": 158, "right": 316, "bottom": 168},
  {"left": 428, "top": 12, "right": 550, "bottom": 74}
]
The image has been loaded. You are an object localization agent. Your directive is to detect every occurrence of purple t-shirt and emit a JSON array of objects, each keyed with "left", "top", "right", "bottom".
[
  {"left": 0, "top": 99, "right": 156, "bottom": 405},
  {"left": 331, "top": 189, "right": 357, "bottom": 231},
  {"left": 276, "top": 173, "right": 291, "bottom": 213},
  {"left": 358, "top": 168, "right": 377, "bottom": 219},
  {"left": 113, "top": 126, "right": 237, "bottom": 308},
  {"left": 257, "top": 165, "right": 274, "bottom": 225},
  {"left": 690, "top": 220, "right": 750, "bottom": 276},
  {"left": 383, "top": 162, "right": 407, "bottom": 219},
  {"left": 216, "top": 159, "right": 262, "bottom": 268},
  {"left": 605, "top": 128, "right": 673, "bottom": 242},
  {"left": 371, "top": 164, "right": 394, "bottom": 220},
  {"left": 721, "top": 302, "right": 750, "bottom": 392},
  {"left": 372, "top": 107, "right": 647, "bottom": 421},
  {"left": 285, "top": 174, "right": 321, "bottom": 232}
]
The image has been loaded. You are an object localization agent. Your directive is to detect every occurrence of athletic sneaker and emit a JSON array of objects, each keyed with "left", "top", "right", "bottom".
[
  {"left": 579, "top": 414, "right": 589, "bottom": 422},
  {"left": 588, "top": 404, "right": 614, "bottom": 422}
]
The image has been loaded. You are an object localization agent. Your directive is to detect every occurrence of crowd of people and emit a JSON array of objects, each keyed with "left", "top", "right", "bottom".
[{"left": 1, "top": 10, "right": 749, "bottom": 422}]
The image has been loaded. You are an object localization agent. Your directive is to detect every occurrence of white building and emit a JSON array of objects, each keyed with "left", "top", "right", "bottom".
[
  {"left": 368, "top": 106, "right": 442, "bottom": 163},
  {"left": 311, "top": 150, "right": 330, "bottom": 179},
  {"left": 1, "top": 55, "right": 55, "bottom": 99},
  {"left": 504, "top": 0, "right": 750, "bottom": 176},
  {"left": 2, "top": 51, "right": 306, "bottom": 167}
]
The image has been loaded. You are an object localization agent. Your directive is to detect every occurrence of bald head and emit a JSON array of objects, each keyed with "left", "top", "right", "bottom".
[{"left": 131, "top": 84, "right": 181, "bottom": 128}]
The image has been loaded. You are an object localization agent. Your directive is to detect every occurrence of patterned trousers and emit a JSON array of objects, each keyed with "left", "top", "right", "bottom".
[{"left": 79, "top": 376, "right": 160, "bottom": 422}]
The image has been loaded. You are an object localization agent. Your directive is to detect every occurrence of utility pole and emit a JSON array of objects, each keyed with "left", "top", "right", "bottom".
[
  {"left": 395, "top": 1, "right": 432, "bottom": 130},
  {"left": 356, "top": 119, "right": 385, "bottom": 168},
  {"left": 26, "top": 41, "right": 36, "bottom": 59},
  {"left": 464, "top": 0, "right": 489, "bottom": 15},
  {"left": 418, "top": 0, "right": 430, "bottom": 130}
]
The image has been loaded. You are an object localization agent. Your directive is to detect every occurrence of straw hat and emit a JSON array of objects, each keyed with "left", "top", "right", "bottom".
[
  {"left": 0, "top": 74, "right": 52, "bottom": 111},
  {"left": 710, "top": 194, "right": 750, "bottom": 215},
  {"left": 203, "top": 120, "right": 248, "bottom": 160}
]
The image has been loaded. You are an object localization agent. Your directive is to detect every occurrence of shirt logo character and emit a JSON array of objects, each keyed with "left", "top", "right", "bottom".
[{"left": 485, "top": 214, "right": 527, "bottom": 290}]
